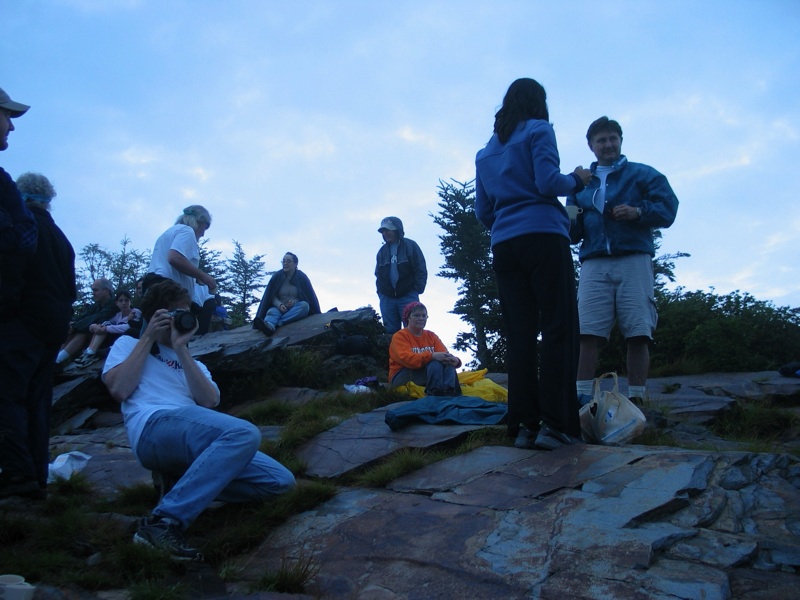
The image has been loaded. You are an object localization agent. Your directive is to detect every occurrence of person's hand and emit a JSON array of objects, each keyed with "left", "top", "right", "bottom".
[
  {"left": 279, "top": 303, "right": 288, "bottom": 313},
  {"left": 573, "top": 166, "right": 592, "bottom": 186},
  {"left": 171, "top": 314, "right": 198, "bottom": 348},
  {"left": 286, "top": 299, "right": 296, "bottom": 308},
  {"left": 611, "top": 204, "right": 640, "bottom": 221},
  {"left": 141, "top": 308, "right": 173, "bottom": 342},
  {"left": 201, "top": 273, "right": 217, "bottom": 293}
]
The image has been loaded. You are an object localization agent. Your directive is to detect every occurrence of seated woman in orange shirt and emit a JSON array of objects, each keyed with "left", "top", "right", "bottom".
[{"left": 388, "top": 302, "right": 462, "bottom": 397}]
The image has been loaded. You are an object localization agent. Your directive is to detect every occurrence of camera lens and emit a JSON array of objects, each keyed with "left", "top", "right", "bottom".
[{"left": 169, "top": 309, "right": 197, "bottom": 332}]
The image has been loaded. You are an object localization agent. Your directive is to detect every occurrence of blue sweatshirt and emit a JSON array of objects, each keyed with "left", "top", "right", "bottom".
[{"left": 475, "top": 119, "right": 581, "bottom": 247}]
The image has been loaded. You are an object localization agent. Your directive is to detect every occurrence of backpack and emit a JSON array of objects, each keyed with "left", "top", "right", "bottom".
[{"left": 326, "top": 319, "right": 372, "bottom": 356}]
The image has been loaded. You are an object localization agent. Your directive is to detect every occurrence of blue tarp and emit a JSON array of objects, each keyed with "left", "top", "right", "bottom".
[{"left": 385, "top": 395, "right": 508, "bottom": 431}]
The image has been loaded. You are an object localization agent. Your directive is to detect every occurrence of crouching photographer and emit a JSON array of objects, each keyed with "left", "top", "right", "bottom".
[{"left": 102, "top": 279, "right": 295, "bottom": 561}]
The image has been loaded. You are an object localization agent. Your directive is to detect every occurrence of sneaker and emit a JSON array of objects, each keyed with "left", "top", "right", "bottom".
[
  {"left": 252, "top": 317, "right": 276, "bottom": 337},
  {"left": 73, "top": 352, "right": 99, "bottom": 368},
  {"left": 514, "top": 424, "right": 539, "bottom": 449},
  {"left": 534, "top": 422, "right": 584, "bottom": 451},
  {"left": 133, "top": 517, "right": 204, "bottom": 562}
]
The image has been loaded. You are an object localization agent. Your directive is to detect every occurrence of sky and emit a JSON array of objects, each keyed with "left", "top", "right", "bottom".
[{"left": 2, "top": 0, "right": 799, "bottom": 365}]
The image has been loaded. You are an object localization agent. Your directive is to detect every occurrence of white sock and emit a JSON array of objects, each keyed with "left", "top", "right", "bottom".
[
  {"left": 628, "top": 385, "right": 646, "bottom": 400},
  {"left": 56, "top": 349, "right": 70, "bottom": 364},
  {"left": 84, "top": 349, "right": 96, "bottom": 356}
]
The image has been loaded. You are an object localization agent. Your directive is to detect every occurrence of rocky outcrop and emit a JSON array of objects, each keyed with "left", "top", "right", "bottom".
[{"left": 40, "top": 311, "right": 800, "bottom": 599}]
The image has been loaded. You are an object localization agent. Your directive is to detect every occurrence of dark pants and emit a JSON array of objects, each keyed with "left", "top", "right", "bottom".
[
  {"left": 492, "top": 233, "right": 580, "bottom": 437},
  {"left": 0, "top": 321, "right": 59, "bottom": 488}
]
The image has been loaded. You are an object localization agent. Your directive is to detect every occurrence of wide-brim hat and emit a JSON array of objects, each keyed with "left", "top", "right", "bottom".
[{"left": 0, "top": 86, "right": 30, "bottom": 117}]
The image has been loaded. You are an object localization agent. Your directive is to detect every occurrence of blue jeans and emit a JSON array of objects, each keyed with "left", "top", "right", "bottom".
[
  {"left": 265, "top": 301, "right": 310, "bottom": 329},
  {"left": 135, "top": 405, "right": 296, "bottom": 530},
  {"left": 379, "top": 292, "right": 419, "bottom": 335},
  {"left": 389, "top": 360, "right": 461, "bottom": 396}
]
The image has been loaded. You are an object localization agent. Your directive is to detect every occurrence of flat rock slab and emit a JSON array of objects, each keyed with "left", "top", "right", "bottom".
[
  {"left": 295, "top": 401, "right": 493, "bottom": 478},
  {"left": 247, "top": 445, "right": 800, "bottom": 600}
]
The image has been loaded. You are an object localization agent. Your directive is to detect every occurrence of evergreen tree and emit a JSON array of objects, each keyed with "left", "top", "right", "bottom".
[
  {"left": 223, "top": 240, "right": 266, "bottom": 327},
  {"left": 76, "top": 237, "right": 150, "bottom": 305},
  {"left": 431, "top": 179, "right": 506, "bottom": 370},
  {"left": 198, "top": 238, "right": 229, "bottom": 297}
]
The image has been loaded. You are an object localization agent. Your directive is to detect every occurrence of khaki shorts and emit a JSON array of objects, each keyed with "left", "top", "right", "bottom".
[{"left": 577, "top": 254, "right": 657, "bottom": 340}]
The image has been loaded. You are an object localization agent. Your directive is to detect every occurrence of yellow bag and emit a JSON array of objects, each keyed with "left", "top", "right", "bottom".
[
  {"left": 579, "top": 372, "right": 646, "bottom": 445},
  {"left": 397, "top": 369, "right": 508, "bottom": 403}
]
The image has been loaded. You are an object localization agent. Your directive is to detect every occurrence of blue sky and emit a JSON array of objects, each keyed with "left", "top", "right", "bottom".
[{"left": 2, "top": 0, "right": 799, "bottom": 363}]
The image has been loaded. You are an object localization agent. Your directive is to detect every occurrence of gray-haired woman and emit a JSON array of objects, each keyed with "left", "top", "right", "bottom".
[{"left": 146, "top": 205, "right": 216, "bottom": 334}]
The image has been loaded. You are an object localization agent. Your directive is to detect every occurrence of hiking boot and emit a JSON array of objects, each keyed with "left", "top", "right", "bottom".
[
  {"left": 514, "top": 425, "right": 539, "bottom": 449},
  {"left": 133, "top": 517, "right": 204, "bottom": 562},
  {"left": 534, "top": 422, "right": 584, "bottom": 451},
  {"left": 253, "top": 317, "right": 275, "bottom": 337}
]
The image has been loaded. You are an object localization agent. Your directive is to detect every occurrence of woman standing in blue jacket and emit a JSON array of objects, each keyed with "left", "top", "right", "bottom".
[{"left": 475, "top": 78, "right": 591, "bottom": 450}]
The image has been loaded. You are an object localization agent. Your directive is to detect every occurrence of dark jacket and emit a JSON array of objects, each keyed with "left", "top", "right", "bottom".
[
  {"left": 0, "top": 205, "right": 76, "bottom": 344},
  {"left": 254, "top": 268, "right": 321, "bottom": 321},
  {"left": 0, "top": 167, "right": 37, "bottom": 255},
  {"left": 72, "top": 296, "right": 118, "bottom": 334},
  {"left": 375, "top": 217, "right": 427, "bottom": 298}
]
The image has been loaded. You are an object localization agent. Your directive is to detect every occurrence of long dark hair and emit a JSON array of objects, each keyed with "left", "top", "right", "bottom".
[{"left": 493, "top": 78, "right": 550, "bottom": 144}]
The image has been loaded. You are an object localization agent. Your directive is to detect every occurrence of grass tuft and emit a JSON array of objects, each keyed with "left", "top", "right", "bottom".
[{"left": 250, "top": 554, "right": 319, "bottom": 594}]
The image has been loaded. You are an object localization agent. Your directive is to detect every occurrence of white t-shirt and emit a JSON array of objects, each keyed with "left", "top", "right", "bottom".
[
  {"left": 148, "top": 224, "right": 200, "bottom": 294},
  {"left": 102, "top": 336, "right": 219, "bottom": 454}
]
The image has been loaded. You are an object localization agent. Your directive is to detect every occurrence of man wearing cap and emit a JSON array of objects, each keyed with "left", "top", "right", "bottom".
[
  {"left": 375, "top": 216, "right": 427, "bottom": 334},
  {"left": 1, "top": 87, "right": 76, "bottom": 500},
  {"left": 0, "top": 87, "right": 37, "bottom": 254}
]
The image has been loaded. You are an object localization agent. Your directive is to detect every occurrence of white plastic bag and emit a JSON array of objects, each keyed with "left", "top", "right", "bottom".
[
  {"left": 580, "top": 372, "right": 646, "bottom": 445},
  {"left": 48, "top": 451, "right": 92, "bottom": 483}
]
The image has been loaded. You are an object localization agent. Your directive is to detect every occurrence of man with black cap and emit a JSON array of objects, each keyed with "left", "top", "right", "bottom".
[
  {"left": 375, "top": 216, "right": 427, "bottom": 334},
  {"left": 1, "top": 86, "right": 77, "bottom": 500}
]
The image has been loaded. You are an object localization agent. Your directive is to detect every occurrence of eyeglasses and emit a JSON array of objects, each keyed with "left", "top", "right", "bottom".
[{"left": 410, "top": 314, "right": 428, "bottom": 320}]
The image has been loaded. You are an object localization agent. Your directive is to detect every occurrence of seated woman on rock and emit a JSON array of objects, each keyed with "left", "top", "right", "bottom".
[
  {"left": 73, "top": 290, "right": 142, "bottom": 367},
  {"left": 388, "top": 302, "right": 462, "bottom": 396},
  {"left": 252, "top": 252, "right": 321, "bottom": 336}
]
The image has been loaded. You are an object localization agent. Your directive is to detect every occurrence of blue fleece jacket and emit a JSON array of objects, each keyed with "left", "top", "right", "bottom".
[
  {"left": 475, "top": 119, "right": 581, "bottom": 247},
  {"left": 566, "top": 155, "right": 678, "bottom": 262}
]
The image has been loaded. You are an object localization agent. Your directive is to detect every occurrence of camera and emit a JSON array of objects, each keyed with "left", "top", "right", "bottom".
[{"left": 167, "top": 309, "right": 198, "bottom": 332}]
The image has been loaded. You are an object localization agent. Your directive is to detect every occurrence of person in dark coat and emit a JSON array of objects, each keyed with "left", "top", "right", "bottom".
[
  {"left": 253, "top": 252, "right": 321, "bottom": 336},
  {"left": 1, "top": 167, "right": 76, "bottom": 499}
]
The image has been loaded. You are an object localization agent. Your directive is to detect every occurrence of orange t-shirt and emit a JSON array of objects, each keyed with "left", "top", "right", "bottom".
[{"left": 388, "top": 328, "right": 448, "bottom": 382}]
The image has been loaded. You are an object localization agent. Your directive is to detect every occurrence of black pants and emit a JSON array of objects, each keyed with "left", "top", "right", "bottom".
[
  {"left": 0, "top": 321, "right": 59, "bottom": 488},
  {"left": 492, "top": 233, "right": 580, "bottom": 437}
]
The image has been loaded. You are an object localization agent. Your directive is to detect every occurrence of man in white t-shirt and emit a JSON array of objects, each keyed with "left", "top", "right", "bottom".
[{"left": 102, "top": 279, "right": 295, "bottom": 561}]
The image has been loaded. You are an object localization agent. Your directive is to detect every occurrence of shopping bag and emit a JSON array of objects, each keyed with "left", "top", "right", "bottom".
[{"left": 580, "top": 372, "right": 646, "bottom": 445}]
